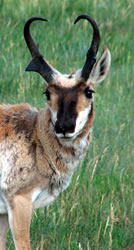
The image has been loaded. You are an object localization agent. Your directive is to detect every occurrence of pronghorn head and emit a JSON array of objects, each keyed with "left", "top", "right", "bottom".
[{"left": 24, "top": 15, "right": 111, "bottom": 140}]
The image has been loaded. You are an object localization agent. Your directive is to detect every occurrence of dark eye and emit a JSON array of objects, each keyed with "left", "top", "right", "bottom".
[
  {"left": 43, "top": 89, "right": 50, "bottom": 101},
  {"left": 84, "top": 88, "right": 95, "bottom": 99}
]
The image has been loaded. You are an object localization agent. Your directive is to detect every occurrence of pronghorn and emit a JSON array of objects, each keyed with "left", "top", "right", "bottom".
[{"left": 0, "top": 15, "right": 111, "bottom": 249}]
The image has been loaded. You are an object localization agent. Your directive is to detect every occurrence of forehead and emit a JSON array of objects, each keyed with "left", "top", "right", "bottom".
[{"left": 47, "top": 81, "right": 88, "bottom": 96}]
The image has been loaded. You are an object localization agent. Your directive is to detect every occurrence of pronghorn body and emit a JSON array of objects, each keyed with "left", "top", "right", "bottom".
[
  {"left": 0, "top": 102, "right": 93, "bottom": 211},
  {"left": 0, "top": 15, "right": 111, "bottom": 249}
]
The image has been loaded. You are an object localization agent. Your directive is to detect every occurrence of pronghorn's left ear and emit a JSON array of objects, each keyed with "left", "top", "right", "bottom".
[{"left": 89, "top": 47, "right": 111, "bottom": 85}]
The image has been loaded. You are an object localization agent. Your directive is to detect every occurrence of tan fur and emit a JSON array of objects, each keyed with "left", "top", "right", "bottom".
[
  {"left": 0, "top": 46, "right": 111, "bottom": 249},
  {"left": 0, "top": 102, "right": 94, "bottom": 248},
  {"left": 76, "top": 93, "right": 92, "bottom": 112},
  {"left": 8, "top": 194, "right": 32, "bottom": 250}
]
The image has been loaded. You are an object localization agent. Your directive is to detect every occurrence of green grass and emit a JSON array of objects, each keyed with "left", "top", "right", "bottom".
[{"left": 0, "top": 0, "right": 134, "bottom": 249}]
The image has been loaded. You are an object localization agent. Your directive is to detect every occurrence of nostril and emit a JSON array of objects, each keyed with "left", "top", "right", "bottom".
[
  {"left": 67, "top": 124, "right": 75, "bottom": 133},
  {"left": 55, "top": 123, "right": 65, "bottom": 135},
  {"left": 55, "top": 121, "right": 75, "bottom": 135}
]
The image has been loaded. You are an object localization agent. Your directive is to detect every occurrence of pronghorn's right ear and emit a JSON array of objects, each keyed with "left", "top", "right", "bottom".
[{"left": 89, "top": 47, "right": 111, "bottom": 85}]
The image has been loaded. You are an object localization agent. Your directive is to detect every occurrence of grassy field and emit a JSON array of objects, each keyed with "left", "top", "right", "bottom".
[{"left": 0, "top": 0, "right": 134, "bottom": 249}]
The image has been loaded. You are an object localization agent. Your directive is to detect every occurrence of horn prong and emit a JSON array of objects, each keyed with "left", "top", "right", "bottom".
[{"left": 24, "top": 17, "right": 57, "bottom": 83}]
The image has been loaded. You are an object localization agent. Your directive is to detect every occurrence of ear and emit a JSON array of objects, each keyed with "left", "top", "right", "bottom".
[{"left": 89, "top": 47, "right": 111, "bottom": 85}]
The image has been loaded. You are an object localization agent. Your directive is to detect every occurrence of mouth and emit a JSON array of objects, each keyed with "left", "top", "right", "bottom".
[
  {"left": 59, "top": 136, "right": 74, "bottom": 141},
  {"left": 55, "top": 131, "right": 82, "bottom": 141},
  {"left": 54, "top": 132, "right": 75, "bottom": 141}
]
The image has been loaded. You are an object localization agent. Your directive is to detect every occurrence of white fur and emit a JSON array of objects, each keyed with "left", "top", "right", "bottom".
[
  {"left": 32, "top": 188, "right": 55, "bottom": 209},
  {"left": 74, "top": 105, "right": 91, "bottom": 135},
  {"left": 0, "top": 143, "right": 17, "bottom": 191}
]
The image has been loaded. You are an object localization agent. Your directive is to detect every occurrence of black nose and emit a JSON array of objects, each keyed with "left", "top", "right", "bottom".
[{"left": 55, "top": 121, "right": 75, "bottom": 136}]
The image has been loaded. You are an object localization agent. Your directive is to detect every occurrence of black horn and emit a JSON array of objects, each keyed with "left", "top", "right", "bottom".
[
  {"left": 74, "top": 14, "right": 101, "bottom": 81},
  {"left": 24, "top": 17, "right": 57, "bottom": 83}
]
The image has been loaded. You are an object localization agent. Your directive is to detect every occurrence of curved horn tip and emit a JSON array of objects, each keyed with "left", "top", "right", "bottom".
[
  {"left": 74, "top": 14, "right": 94, "bottom": 24},
  {"left": 74, "top": 14, "right": 101, "bottom": 81},
  {"left": 24, "top": 17, "right": 48, "bottom": 26},
  {"left": 74, "top": 15, "right": 82, "bottom": 24}
]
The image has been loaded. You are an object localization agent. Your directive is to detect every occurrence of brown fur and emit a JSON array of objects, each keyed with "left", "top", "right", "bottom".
[
  {"left": 0, "top": 45, "right": 111, "bottom": 249},
  {"left": 0, "top": 104, "right": 37, "bottom": 141},
  {"left": 0, "top": 85, "right": 95, "bottom": 249},
  {"left": 0, "top": 102, "right": 94, "bottom": 197}
]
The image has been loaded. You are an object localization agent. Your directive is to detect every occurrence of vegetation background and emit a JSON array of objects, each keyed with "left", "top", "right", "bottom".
[{"left": 0, "top": 0, "right": 134, "bottom": 249}]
